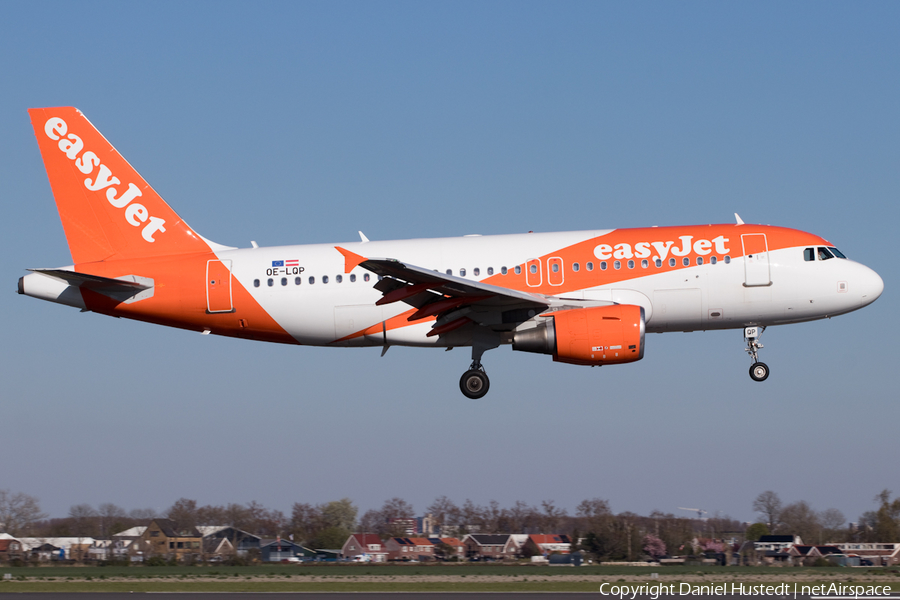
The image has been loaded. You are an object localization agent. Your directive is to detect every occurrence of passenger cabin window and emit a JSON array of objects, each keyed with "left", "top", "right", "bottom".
[
  {"left": 573, "top": 262, "right": 580, "bottom": 272},
  {"left": 281, "top": 277, "right": 287, "bottom": 286},
  {"left": 473, "top": 268, "right": 480, "bottom": 276},
  {"left": 350, "top": 274, "right": 357, "bottom": 282},
  {"left": 614, "top": 261, "right": 621, "bottom": 270},
  {"left": 460, "top": 268, "right": 466, "bottom": 277},
  {"left": 817, "top": 247, "right": 834, "bottom": 261},
  {"left": 669, "top": 258, "right": 676, "bottom": 267},
  {"left": 267, "top": 278, "right": 274, "bottom": 287},
  {"left": 336, "top": 275, "right": 342, "bottom": 283},
  {"left": 710, "top": 256, "right": 717, "bottom": 265},
  {"left": 254, "top": 279, "right": 260, "bottom": 287},
  {"left": 514, "top": 266, "right": 521, "bottom": 274},
  {"left": 697, "top": 257, "right": 703, "bottom": 265},
  {"left": 364, "top": 273, "right": 370, "bottom": 282},
  {"left": 309, "top": 276, "right": 315, "bottom": 284},
  {"left": 586, "top": 262, "right": 594, "bottom": 271},
  {"left": 501, "top": 266, "right": 507, "bottom": 275},
  {"left": 724, "top": 255, "right": 731, "bottom": 264},
  {"left": 627, "top": 260, "right": 634, "bottom": 269},
  {"left": 804, "top": 248, "right": 815, "bottom": 262},
  {"left": 655, "top": 259, "right": 662, "bottom": 267},
  {"left": 487, "top": 267, "right": 494, "bottom": 275},
  {"left": 600, "top": 261, "right": 607, "bottom": 271},
  {"left": 295, "top": 277, "right": 302, "bottom": 285},
  {"left": 323, "top": 275, "right": 329, "bottom": 283},
  {"left": 641, "top": 259, "right": 648, "bottom": 268},
  {"left": 683, "top": 257, "right": 689, "bottom": 266},
  {"left": 446, "top": 269, "right": 453, "bottom": 276}
]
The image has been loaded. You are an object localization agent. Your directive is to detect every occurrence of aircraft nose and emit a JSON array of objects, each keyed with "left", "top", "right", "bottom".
[{"left": 856, "top": 263, "right": 884, "bottom": 306}]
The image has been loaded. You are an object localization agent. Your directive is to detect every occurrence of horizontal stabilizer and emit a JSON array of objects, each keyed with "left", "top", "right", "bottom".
[
  {"left": 28, "top": 269, "right": 154, "bottom": 304},
  {"left": 29, "top": 269, "right": 151, "bottom": 292}
]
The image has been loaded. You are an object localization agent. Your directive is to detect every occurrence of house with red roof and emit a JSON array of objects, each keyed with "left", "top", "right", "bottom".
[
  {"left": 833, "top": 542, "right": 900, "bottom": 566},
  {"left": 341, "top": 534, "right": 388, "bottom": 562},
  {"left": 462, "top": 534, "right": 518, "bottom": 559},
  {"left": 0, "top": 538, "right": 23, "bottom": 562},
  {"left": 788, "top": 545, "right": 842, "bottom": 565},
  {"left": 524, "top": 534, "right": 571, "bottom": 556},
  {"left": 385, "top": 537, "right": 434, "bottom": 561},
  {"left": 428, "top": 537, "right": 465, "bottom": 560}
]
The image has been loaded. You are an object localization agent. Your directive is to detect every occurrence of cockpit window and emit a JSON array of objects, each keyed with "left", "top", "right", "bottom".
[
  {"left": 804, "top": 248, "right": 815, "bottom": 262},
  {"left": 817, "top": 247, "right": 834, "bottom": 261},
  {"left": 829, "top": 247, "right": 847, "bottom": 259}
]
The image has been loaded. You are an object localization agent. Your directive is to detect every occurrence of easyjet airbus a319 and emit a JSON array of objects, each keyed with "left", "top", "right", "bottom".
[{"left": 20, "top": 107, "right": 884, "bottom": 397}]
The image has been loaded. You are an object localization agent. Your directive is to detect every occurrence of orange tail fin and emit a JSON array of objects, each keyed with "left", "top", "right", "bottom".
[{"left": 29, "top": 107, "right": 213, "bottom": 264}]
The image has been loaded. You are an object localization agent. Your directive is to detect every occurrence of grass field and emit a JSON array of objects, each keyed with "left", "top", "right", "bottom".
[{"left": 0, "top": 563, "right": 898, "bottom": 593}]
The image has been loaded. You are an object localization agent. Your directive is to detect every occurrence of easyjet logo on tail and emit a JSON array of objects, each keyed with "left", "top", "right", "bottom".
[
  {"left": 594, "top": 235, "right": 730, "bottom": 262},
  {"left": 43, "top": 117, "right": 166, "bottom": 243}
]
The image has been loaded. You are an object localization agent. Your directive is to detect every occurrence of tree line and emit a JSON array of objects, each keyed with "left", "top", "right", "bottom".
[
  {"left": 749, "top": 489, "right": 900, "bottom": 545},
  {"left": 2, "top": 488, "right": 898, "bottom": 561}
]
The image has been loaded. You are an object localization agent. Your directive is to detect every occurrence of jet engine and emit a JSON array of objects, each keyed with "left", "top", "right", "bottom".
[{"left": 512, "top": 304, "right": 645, "bottom": 366}]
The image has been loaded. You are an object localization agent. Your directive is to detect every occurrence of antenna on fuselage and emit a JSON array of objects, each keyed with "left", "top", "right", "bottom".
[{"left": 734, "top": 213, "right": 745, "bottom": 225}]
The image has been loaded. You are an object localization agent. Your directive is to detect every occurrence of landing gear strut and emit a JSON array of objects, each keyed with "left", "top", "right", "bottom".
[{"left": 744, "top": 326, "right": 769, "bottom": 382}]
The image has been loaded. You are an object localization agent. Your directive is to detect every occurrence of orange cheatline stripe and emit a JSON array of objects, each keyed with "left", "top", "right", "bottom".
[
  {"left": 477, "top": 224, "right": 830, "bottom": 296},
  {"left": 331, "top": 308, "right": 437, "bottom": 344},
  {"left": 74, "top": 252, "right": 299, "bottom": 345},
  {"left": 334, "top": 246, "right": 368, "bottom": 274}
]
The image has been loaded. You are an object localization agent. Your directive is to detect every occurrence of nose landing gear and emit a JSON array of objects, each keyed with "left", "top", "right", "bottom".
[{"left": 744, "top": 326, "right": 769, "bottom": 382}]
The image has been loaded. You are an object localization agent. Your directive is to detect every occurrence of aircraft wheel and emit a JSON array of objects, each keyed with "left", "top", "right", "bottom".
[
  {"left": 749, "top": 362, "right": 769, "bottom": 382},
  {"left": 460, "top": 369, "right": 490, "bottom": 399}
]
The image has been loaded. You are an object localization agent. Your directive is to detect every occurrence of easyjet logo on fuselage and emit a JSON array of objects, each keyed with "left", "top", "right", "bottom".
[
  {"left": 43, "top": 117, "right": 167, "bottom": 243},
  {"left": 594, "top": 235, "right": 730, "bottom": 262}
]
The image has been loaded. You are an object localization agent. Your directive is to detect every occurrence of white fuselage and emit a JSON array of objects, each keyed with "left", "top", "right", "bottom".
[{"left": 209, "top": 228, "right": 882, "bottom": 348}]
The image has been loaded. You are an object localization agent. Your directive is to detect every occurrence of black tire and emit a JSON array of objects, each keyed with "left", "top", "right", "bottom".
[
  {"left": 460, "top": 369, "right": 490, "bottom": 399},
  {"left": 749, "top": 362, "right": 769, "bottom": 382}
]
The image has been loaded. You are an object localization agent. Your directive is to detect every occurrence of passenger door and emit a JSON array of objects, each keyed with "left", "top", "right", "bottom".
[
  {"left": 206, "top": 259, "right": 233, "bottom": 313},
  {"left": 742, "top": 234, "right": 771, "bottom": 287}
]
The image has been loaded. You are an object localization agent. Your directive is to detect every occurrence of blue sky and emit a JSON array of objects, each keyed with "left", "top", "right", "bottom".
[{"left": 1, "top": 1, "right": 897, "bottom": 525}]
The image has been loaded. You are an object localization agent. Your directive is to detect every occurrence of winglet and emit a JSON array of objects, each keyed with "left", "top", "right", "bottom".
[{"left": 335, "top": 246, "right": 368, "bottom": 273}]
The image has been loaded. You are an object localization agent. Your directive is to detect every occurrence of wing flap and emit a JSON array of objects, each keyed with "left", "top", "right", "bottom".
[{"left": 334, "top": 247, "right": 551, "bottom": 336}]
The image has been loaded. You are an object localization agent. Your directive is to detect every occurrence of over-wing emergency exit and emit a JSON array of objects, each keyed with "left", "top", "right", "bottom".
[{"left": 19, "top": 107, "right": 884, "bottom": 398}]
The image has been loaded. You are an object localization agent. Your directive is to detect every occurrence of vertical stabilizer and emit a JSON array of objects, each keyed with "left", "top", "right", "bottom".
[{"left": 29, "top": 107, "right": 213, "bottom": 264}]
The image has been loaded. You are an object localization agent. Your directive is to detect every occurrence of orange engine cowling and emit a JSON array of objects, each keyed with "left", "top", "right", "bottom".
[{"left": 512, "top": 304, "right": 645, "bottom": 366}]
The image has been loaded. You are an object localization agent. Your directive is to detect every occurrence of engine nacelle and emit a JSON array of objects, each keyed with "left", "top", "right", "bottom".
[{"left": 512, "top": 304, "right": 645, "bottom": 366}]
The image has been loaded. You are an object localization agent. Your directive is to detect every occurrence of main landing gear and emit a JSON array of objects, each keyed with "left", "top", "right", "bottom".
[
  {"left": 744, "top": 326, "right": 769, "bottom": 382},
  {"left": 459, "top": 334, "right": 498, "bottom": 399},
  {"left": 460, "top": 361, "right": 489, "bottom": 399}
]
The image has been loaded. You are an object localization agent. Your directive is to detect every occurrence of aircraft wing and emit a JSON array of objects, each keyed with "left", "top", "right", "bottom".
[{"left": 335, "top": 247, "right": 550, "bottom": 336}]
